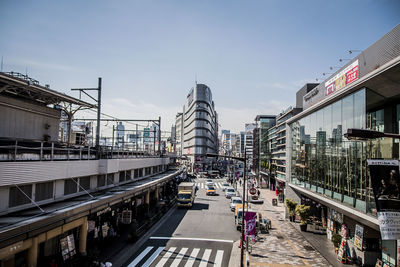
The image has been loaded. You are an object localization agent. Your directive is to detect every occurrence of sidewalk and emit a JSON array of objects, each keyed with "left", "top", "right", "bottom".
[{"left": 229, "top": 182, "right": 352, "bottom": 267}]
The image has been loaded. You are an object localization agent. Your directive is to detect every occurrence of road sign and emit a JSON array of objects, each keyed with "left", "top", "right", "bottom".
[{"left": 249, "top": 187, "right": 257, "bottom": 195}]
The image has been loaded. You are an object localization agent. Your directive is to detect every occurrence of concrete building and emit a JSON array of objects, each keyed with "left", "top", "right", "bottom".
[
  {"left": 175, "top": 112, "right": 184, "bottom": 156},
  {"left": 244, "top": 123, "right": 256, "bottom": 168},
  {"left": 285, "top": 24, "right": 400, "bottom": 266},
  {"left": 182, "top": 83, "right": 218, "bottom": 172}
]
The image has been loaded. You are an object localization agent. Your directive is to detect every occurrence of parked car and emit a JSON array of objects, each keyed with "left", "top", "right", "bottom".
[
  {"left": 225, "top": 187, "right": 236, "bottom": 198},
  {"left": 230, "top": 197, "right": 242, "bottom": 211},
  {"left": 221, "top": 183, "right": 230, "bottom": 191}
]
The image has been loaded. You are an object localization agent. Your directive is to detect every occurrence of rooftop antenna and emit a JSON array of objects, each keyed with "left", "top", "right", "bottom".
[{"left": 195, "top": 73, "right": 197, "bottom": 85}]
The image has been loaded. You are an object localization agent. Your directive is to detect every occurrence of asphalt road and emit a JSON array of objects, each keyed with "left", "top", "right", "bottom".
[{"left": 123, "top": 177, "right": 240, "bottom": 267}]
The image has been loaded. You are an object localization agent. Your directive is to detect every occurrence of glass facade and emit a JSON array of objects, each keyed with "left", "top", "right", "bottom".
[{"left": 290, "top": 88, "right": 400, "bottom": 214}]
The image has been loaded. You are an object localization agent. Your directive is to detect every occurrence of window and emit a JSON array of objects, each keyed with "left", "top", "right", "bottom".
[
  {"left": 119, "top": 171, "right": 125, "bottom": 182},
  {"left": 9, "top": 185, "right": 32, "bottom": 207},
  {"left": 126, "top": 170, "right": 131, "bottom": 180},
  {"left": 97, "top": 175, "right": 106, "bottom": 187},
  {"left": 35, "top": 182, "right": 53, "bottom": 201},
  {"left": 64, "top": 179, "right": 78, "bottom": 195},
  {"left": 79, "top": 177, "right": 90, "bottom": 191}
]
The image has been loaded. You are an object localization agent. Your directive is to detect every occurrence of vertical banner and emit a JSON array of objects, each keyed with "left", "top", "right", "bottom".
[
  {"left": 368, "top": 160, "right": 400, "bottom": 240},
  {"left": 245, "top": 211, "right": 257, "bottom": 241}
]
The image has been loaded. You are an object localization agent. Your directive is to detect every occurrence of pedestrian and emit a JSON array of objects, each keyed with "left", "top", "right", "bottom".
[{"left": 257, "top": 189, "right": 260, "bottom": 198}]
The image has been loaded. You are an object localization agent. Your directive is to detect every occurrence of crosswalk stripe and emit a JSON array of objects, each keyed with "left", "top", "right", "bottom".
[
  {"left": 199, "top": 249, "right": 212, "bottom": 267},
  {"left": 155, "top": 247, "right": 176, "bottom": 267},
  {"left": 142, "top": 246, "right": 164, "bottom": 267},
  {"left": 170, "top": 247, "right": 188, "bottom": 267},
  {"left": 127, "top": 246, "right": 153, "bottom": 267},
  {"left": 214, "top": 250, "right": 224, "bottom": 267},
  {"left": 184, "top": 248, "right": 200, "bottom": 267}
]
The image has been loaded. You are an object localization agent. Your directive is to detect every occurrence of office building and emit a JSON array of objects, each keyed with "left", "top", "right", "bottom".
[
  {"left": 286, "top": 24, "right": 400, "bottom": 266},
  {"left": 182, "top": 83, "right": 218, "bottom": 172}
]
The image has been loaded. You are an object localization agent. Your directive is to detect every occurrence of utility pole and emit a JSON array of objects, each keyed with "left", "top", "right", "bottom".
[
  {"left": 71, "top": 77, "right": 102, "bottom": 159},
  {"left": 158, "top": 116, "right": 161, "bottom": 155}
]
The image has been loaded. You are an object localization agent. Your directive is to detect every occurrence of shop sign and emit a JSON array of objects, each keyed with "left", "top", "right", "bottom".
[
  {"left": 325, "top": 60, "right": 359, "bottom": 96},
  {"left": 121, "top": 210, "right": 132, "bottom": 224},
  {"left": 331, "top": 209, "right": 343, "bottom": 224},
  {"left": 87, "top": 220, "right": 96, "bottom": 233},
  {"left": 60, "top": 235, "right": 76, "bottom": 261},
  {"left": 96, "top": 207, "right": 111, "bottom": 216},
  {"left": 368, "top": 159, "right": 400, "bottom": 240},
  {"left": 354, "top": 224, "right": 364, "bottom": 250},
  {"left": 244, "top": 211, "right": 257, "bottom": 242}
]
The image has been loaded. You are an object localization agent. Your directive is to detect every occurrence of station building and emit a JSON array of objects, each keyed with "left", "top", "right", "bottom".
[
  {"left": 0, "top": 72, "right": 180, "bottom": 267},
  {"left": 285, "top": 24, "right": 400, "bottom": 265}
]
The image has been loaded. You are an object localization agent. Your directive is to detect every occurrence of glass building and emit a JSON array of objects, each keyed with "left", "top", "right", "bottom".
[{"left": 286, "top": 24, "right": 400, "bottom": 266}]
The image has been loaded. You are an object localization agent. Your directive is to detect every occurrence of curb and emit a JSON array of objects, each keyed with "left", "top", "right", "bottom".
[{"left": 228, "top": 240, "right": 241, "bottom": 267}]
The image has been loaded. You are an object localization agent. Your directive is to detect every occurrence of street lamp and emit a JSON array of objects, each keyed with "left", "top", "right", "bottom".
[
  {"left": 344, "top": 128, "right": 400, "bottom": 141},
  {"left": 207, "top": 151, "right": 247, "bottom": 267}
]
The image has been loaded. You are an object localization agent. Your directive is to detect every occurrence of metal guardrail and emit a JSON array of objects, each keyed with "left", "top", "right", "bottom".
[{"left": 0, "top": 139, "right": 161, "bottom": 161}]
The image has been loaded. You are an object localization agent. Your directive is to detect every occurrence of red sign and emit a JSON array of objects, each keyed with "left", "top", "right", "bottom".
[
  {"left": 346, "top": 65, "right": 359, "bottom": 84},
  {"left": 249, "top": 187, "right": 257, "bottom": 195}
]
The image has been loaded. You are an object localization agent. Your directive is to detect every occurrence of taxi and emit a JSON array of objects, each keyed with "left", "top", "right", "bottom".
[{"left": 206, "top": 185, "right": 217, "bottom": 196}]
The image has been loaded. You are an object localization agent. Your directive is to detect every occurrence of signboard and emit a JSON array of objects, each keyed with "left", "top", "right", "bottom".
[
  {"left": 144, "top": 128, "right": 150, "bottom": 138},
  {"left": 244, "top": 211, "right": 257, "bottom": 241},
  {"left": 249, "top": 187, "right": 257, "bottom": 195},
  {"left": 325, "top": 60, "right": 359, "bottom": 96},
  {"left": 60, "top": 234, "right": 76, "bottom": 261},
  {"left": 354, "top": 224, "right": 364, "bottom": 250},
  {"left": 368, "top": 159, "right": 400, "bottom": 240}
]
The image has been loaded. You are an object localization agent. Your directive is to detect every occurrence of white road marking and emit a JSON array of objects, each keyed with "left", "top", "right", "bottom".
[
  {"left": 199, "top": 249, "right": 212, "bottom": 267},
  {"left": 184, "top": 248, "right": 200, "bottom": 267},
  {"left": 214, "top": 250, "right": 224, "bottom": 267},
  {"left": 155, "top": 246, "right": 176, "bottom": 267},
  {"left": 142, "top": 246, "right": 164, "bottom": 267},
  {"left": 127, "top": 246, "right": 153, "bottom": 267},
  {"left": 170, "top": 247, "right": 188, "bottom": 267},
  {"left": 149, "top": 236, "right": 234, "bottom": 243}
]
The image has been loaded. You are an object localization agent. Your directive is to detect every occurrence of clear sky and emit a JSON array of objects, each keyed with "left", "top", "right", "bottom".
[{"left": 1, "top": 0, "right": 399, "bottom": 133}]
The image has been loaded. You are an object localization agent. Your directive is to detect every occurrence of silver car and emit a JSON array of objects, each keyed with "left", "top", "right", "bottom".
[{"left": 225, "top": 187, "right": 236, "bottom": 198}]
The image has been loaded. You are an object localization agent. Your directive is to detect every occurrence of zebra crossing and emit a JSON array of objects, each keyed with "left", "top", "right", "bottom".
[
  {"left": 195, "top": 182, "right": 226, "bottom": 189},
  {"left": 126, "top": 246, "right": 226, "bottom": 267}
]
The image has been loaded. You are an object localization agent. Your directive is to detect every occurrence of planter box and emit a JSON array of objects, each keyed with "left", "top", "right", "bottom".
[{"left": 300, "top": 224, "right": 307, "bottom": 232}]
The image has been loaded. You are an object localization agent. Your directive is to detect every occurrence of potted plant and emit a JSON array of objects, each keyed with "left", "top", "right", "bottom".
[
  {"left": 295, "top": 204, "right": 310, "bottom": 231},
  {"left": 331, "top": 233, "right": 342, "bottom": 253},
  {"left": 285, "top": 199, "right": 297, "bottom": 222}
]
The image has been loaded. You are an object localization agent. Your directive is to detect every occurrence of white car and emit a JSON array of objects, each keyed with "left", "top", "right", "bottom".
[
  {"left": 206, "top": 180, "right": 214, "bottom": 187},
  {"left": 221, "top": 183, "right": 230, "bottom": 191},
  {"left": 225, "top": 187, "right": 236, "bottom": 198},
  {"left": 230, "top": 197, "right": 243, "bottom": 211}
]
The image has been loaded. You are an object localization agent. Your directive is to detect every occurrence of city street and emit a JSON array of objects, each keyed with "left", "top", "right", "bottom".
[{"left": 123, "top": 178, "right": 240, "bottom": 267}]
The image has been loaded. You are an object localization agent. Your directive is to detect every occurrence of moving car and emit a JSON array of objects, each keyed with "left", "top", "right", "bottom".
[
  {"left": 206, "top": 180, "right": 214, "bottom": 187},
  {"left": 225, "top": 187, "right": 236, "bottom": 198},
  {"left": 177, "top": 182, "right": 196, "bottom": 208},
  {"left": 221, "top": 183, "right": 230, "bottom": 191},
  {"left": 230, "top": 197, "right": 243, "bottom": 211},
  {"left": 206, "top": 185, "right": 216, "bottom": 196}
]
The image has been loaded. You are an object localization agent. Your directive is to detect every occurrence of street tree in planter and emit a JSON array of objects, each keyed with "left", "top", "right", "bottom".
[
  {"left": 285, "top": 199, "right": 297, "bottom": 222},
  {"left": 295, "top": 204, "right": 310, "bottom": 231}
]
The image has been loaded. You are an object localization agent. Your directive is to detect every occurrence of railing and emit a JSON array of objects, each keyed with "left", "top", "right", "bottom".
[{"left": 0, "top": 138, "right": 162, "bottom": 161}]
